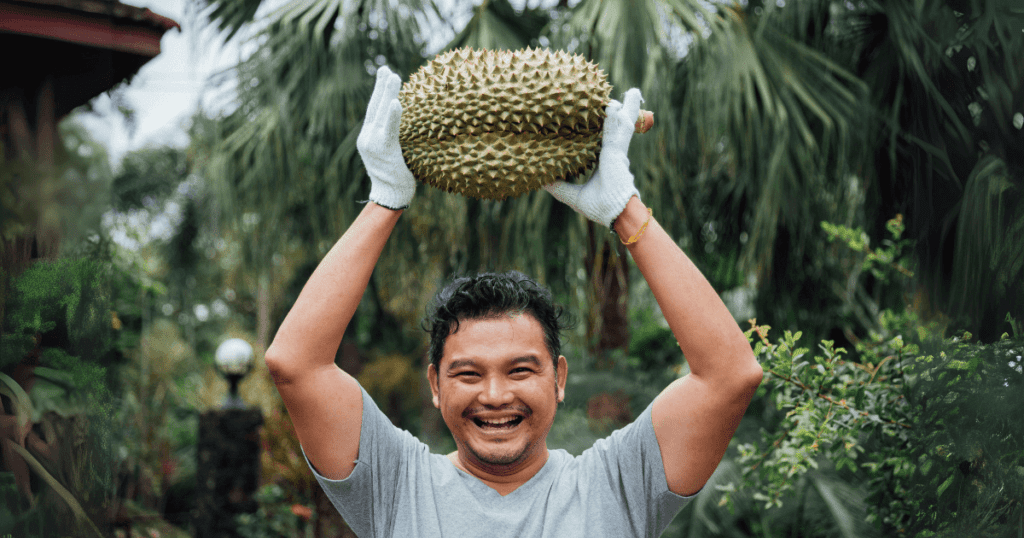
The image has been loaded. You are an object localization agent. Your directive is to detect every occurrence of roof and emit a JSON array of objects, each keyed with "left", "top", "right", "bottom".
[
  {"left": 0, "top": 0, "right": 179, "bottom": 57},
  {"left": 1, "top": 0, "right": 181, "bottom": 119},
  {"left": 20, "top": 0, "right": 179, "bottom": 31}
]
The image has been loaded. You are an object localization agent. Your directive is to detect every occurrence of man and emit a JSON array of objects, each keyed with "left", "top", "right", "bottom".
[{"left": 265, "top": 66, "right": 764, "bottom": 537}]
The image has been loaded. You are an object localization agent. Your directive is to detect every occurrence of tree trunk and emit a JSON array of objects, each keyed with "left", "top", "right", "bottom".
[
  {"left": 255, "top": 270, "right": 273, "bottom": 353},
  {"left": 585, "top": 222, "right": 630, "bottom": 368}
]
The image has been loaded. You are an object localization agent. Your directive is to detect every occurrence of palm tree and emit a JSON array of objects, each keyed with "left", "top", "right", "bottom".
[
  {"left": 193, "top": 0, "right": 1023, "bottom": 534},
  {"left": 197, "top": 0, "right": 1024, "bottom": 336},
  {"left": 677, "top": 0, "right": 1024, "bottom": 341},
  {"left": 846, "top": 0, "right": 1024, "bottom": 338}
]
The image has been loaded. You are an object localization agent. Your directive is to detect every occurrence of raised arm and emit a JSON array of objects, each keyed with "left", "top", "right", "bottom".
[
  {"left": 264, "top": 66, "right": 415, "bottom": 480},
  {"left": 545, "top": 89, "right": 762, "bottom": 497},
  {"left": 615, "top": 197, "right": 762, "bottom": 496}
]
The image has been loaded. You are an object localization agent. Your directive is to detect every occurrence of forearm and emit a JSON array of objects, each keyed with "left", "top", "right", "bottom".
[
  {"left": 266, "top": 202, "right": 401, "bottom": 377},
  {"left": 615, "top": 197, "right": 761, "bottom": 385}
]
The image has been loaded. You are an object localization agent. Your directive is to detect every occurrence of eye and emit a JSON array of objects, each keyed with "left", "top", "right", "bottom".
[{"left": 510, "top": 367, "right": 534, "bottom": 375}]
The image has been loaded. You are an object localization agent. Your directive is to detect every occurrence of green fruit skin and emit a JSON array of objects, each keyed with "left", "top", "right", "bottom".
[{"left": 399, "top": 47, "right": 613, "bottom": 200}]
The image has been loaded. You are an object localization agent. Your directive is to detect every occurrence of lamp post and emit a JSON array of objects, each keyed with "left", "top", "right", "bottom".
[
  {"left": 194, "top": 338, "right": 262, "bottom": 537},
  {"left": 215, "top": 338, "right": 254, "bottom": 409}
]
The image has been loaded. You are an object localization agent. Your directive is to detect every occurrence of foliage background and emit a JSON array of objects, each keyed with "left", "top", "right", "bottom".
[{"left": 2, "top": 0, "right": 1023, "bottom": 536}]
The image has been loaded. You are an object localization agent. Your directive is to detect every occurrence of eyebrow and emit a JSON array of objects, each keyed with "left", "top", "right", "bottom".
[{"left": 445, "top": 355, "right": 542, "bottom": 373}]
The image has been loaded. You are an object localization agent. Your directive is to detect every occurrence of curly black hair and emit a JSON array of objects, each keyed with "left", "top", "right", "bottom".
[{"left": 424, "top": 271, "right": 574, "bottom": 371}]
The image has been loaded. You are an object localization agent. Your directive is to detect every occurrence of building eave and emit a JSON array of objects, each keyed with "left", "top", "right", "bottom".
[{"left": 0, "top": 0, "right": 179, "bottom": 57}]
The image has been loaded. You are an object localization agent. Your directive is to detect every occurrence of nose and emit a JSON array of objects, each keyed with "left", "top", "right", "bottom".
[{"left": 478, "top": 376, "right": 514, "bottom": 407}]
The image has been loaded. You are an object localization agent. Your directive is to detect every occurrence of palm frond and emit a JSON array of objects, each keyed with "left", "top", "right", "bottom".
[
  {"left": 562, "top": 0, "right": 680, "bottom": 91},
  {"left": 446, "top": 0, "right": 549, "bottom": 52},
  {"left": 197, "top": 0, "right": 266, "bottom": 41},
  {"left": 4, "top": 440, "right": 104, "bottom": 537},
  {"left": 680, "top": 4, "right": 869, "bottom": 280},
  {"left": 947, "top": 155, "right": 1024, "bottom": 326},
  {"left": 809, "top": 472, "right": 878, "bottom": 538},
  {"left": 844, "top": 0, "right": 1024, "bottom": 334},
  {"left": 200, "top": 0, "right": 443, "bottom": 262}
]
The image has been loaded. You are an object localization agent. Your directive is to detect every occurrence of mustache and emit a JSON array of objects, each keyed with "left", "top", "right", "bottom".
[{"left": 462, "top": 404, "right": 532, "bottom": 419}]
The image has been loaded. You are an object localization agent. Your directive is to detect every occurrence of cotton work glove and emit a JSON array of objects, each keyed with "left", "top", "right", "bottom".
[
  {"left": 543, "top": 88, "right": 643, "bottom": 228},
  {"left": 357, "top": 66, "right": 416, "bottom": 210}
]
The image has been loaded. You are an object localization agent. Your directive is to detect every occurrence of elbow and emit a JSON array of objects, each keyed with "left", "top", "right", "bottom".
[
  {"left": 700, "top": 348, "right": 763, "bottom": 397},
  {"left": 745, "top": 361, "right": 765, "bottom": 390},
  {"left": 263, "top": 345, "right": 293, "bottom": 386},
  {"left": 733, "top": 347, "right": 764, "bottom": 394},
  {"left": 741, "top": 350, "right": 765, "bottom": 387}
]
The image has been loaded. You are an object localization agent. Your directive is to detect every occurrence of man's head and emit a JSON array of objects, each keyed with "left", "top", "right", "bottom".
[
  {"left": 424, "top": 271, "right": 571, "bottom": 374},
  {"left": 423, "top": 272, "right": 574, "bottom": 474}
]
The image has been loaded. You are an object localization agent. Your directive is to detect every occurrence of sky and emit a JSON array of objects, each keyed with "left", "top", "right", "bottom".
[{"left": 79, "top": 0, "right": 246, "bottom": 168}]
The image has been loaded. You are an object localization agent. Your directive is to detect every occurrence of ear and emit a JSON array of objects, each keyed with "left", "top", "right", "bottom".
[
  {"left": 427, "top": 363, "right": 441, "bottom": 409},
  {"left": 555, "top": 355, "right": 568, "bottom": 403}
]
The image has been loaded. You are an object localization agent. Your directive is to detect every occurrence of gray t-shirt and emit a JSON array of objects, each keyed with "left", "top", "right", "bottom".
[{"left": 307, "top": 387, "right": 694, "bottom": 537}]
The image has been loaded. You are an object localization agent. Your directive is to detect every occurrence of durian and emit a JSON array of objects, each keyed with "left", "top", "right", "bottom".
[{"left": 398, "top": 47, "right": 650, "bottom": 200}]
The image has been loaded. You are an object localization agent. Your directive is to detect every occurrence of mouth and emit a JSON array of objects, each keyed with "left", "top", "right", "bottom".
[{"left": 472, "top": 415, "right": 525, "bottom": 430}]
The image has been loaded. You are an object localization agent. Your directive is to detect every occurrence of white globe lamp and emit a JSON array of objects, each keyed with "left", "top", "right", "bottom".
[{"left": 215, "top": 338, "right": 254, "bottom": 409}]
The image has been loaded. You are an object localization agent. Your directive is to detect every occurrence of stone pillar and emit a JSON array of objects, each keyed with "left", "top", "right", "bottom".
[{"left": 194, "top": 409, "right": 263, "bottom": 538}]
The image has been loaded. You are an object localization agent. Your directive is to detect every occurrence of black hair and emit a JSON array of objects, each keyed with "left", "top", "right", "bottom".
[{"left": 424, "top": 271, "right": 574, "bottom": 372}]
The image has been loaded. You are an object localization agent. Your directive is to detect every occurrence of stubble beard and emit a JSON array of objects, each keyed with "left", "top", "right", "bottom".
[
  {"left": 461, "top": 404, "right": 533, "bottom": 466},
  {"left": 465, "top": 430, "right": 537, "bottom": 467}
]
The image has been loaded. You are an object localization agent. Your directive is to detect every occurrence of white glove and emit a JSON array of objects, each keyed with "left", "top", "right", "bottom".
[
  {"left": 357, "top": 66, "right": 416, "bottom": 210},
  {"left": 544, "top": 88, "right": 643, "bottom": 227}
]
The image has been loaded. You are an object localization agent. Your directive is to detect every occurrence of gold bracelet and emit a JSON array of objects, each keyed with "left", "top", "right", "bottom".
[{"left": 620, "top": 207, "right": 653, "bottom": 245}]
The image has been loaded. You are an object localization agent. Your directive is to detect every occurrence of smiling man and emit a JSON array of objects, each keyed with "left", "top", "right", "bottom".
[
  {"left": 423, "top": 273, "right": 572, "bottom": 496},
  {"left": 264, "top": 67, "right": 764, "bottom": 537}
]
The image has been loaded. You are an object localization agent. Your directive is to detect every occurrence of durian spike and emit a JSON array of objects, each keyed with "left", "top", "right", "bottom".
[{"left": 635, "top": 110, "right": 654, "bottom": 134}]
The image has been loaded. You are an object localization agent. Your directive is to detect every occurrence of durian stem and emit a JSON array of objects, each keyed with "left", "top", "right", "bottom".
[{"left": 635, "top": 110, "right": 654, "bottom": 134}]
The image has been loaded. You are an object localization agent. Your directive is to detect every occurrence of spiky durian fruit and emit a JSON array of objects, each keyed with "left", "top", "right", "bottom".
[{"left": 398, "top": 47, "right": 614, "bottom": 200}]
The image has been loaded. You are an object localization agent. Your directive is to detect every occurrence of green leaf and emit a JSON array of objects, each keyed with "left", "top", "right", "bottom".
[
  {"left": 936, "top": 474, "right": 954, "bottom": 497},
  {"left": 811, "top": 476, "right": 861, "bottom": 538},
  {"left": 0, "top": 373, "right": 32, "bottom": 430},
  {"left": 4, "top": 439, "right": 104, "bottom": 538}
]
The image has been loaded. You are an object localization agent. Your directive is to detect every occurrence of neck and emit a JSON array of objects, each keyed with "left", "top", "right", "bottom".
[{"left": 447, "top": 445, "right": 550, "bottom": 496}]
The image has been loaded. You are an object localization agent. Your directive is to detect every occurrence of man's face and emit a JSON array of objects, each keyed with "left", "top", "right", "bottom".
[{"left": 428, "top": 313, "right": 567, "bottom": 474}]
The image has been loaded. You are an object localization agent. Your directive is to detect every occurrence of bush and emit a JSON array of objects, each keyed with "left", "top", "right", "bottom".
[{"left": 726, "top": 218, "right": 1024, "bottom": 536}]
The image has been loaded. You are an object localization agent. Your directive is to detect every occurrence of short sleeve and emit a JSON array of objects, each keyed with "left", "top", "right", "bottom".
[
  {"left": 302, "top": 386, "right": 429, "bottom": 537},
  {"left": 577, "top": 403, "right": 697, "bottom": 537}
]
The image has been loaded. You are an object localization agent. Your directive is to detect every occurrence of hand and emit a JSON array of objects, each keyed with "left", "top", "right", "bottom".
[
  {"left": 357, "top": 66, "right": 416, "bottom": 210},
  {"left": 544, "top": 88, "right": 643, "bottom": 227}
]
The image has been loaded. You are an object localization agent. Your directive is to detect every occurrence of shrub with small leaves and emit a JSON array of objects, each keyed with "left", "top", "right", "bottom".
[
  {"left": 733, "top": 323, "right": 912, "bottom": 511},
  {"left": 870, "top": 327, "right": 1024, "bottom": 536},
  {"left": 726, "top": 218, "right": 1024, "bottom": 537}
]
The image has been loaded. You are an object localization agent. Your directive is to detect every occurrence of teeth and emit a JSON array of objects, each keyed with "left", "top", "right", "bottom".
[{"left": 479, "top": 416, "right": 518, "bottom": 426}]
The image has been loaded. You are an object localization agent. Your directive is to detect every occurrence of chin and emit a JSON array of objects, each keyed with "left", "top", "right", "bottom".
[
  {"left": 475, "top": 448, "right": 525, "bottom": 466},
  {"left": 464, "top": 439, "right": 532, "bottom": 469}
]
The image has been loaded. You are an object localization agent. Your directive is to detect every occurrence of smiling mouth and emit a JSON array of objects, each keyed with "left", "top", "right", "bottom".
[{"left": 473, "top": 416, "right": 525, "bottom": 430}]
